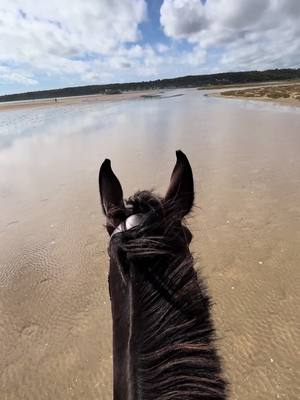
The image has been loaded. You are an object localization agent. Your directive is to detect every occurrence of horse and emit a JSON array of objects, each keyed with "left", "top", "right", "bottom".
[{"left": 99, "top": 150, "right": 227, "bottom": 400}]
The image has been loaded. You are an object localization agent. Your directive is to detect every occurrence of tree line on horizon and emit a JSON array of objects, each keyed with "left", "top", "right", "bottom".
[{"left": 1, "top": 68, "right": 300, "bottom": 103}]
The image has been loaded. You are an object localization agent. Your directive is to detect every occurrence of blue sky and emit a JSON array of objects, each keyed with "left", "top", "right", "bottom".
[{"left": 0, "top": 0, "right": 299, "bottom": 95}]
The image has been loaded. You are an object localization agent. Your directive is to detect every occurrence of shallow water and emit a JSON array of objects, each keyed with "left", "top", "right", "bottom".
[{"left": 0, "top": 89, "right": 299, "bottom": 400}]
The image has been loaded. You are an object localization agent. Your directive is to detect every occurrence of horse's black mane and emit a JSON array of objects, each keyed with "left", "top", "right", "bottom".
[{"left": 109, "top": 191, "right": 227, "bottom": 400}]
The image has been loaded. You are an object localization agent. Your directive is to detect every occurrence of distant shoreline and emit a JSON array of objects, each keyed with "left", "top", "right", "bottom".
[
  {"left": 198, "top": 79, "right": 300, "bottom": 91},
  {"left": 212, "top": 82, "right": 300, "bottom": 108},
  {"left": 2, "top": 82, "right": 300, "bottom": 112},
  {"left": 0, "top": 90, "right": 162, "bottom": 112},
  {"left": 1, "top": 67, "right": 300, "bottom": 104}
]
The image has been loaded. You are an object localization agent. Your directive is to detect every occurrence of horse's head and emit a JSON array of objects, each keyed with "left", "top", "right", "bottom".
[
  {"left": 99, "top": 149, "right": 193, "bottom": 233},
  {"left": 99, "top": 151, "right": 194, "bottom": 276}
]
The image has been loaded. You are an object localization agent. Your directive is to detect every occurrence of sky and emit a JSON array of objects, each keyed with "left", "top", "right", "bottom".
[{"left": 0, "top": 0, "right": 300, "bottom": 95}]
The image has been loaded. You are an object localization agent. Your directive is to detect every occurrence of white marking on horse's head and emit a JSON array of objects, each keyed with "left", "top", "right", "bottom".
[{"left": 111, "top": 214, "right": 143, "bottom": 238}]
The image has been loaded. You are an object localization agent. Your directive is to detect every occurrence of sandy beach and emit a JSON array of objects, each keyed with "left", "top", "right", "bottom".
[
  {"left": 214, "top": 82, "right": 300, "bottom": 108},
  {"left": 0, "top": 89, "right": 299, "bottom": 400},
  {"left": 0, "top": 90, "right": 163, "bottom": 113}
]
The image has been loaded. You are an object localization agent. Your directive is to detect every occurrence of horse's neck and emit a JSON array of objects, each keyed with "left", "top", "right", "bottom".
[
  {"left": 111, "top": 263, "right": 150, "bottom": 400},
  {"left": 110, "top": 263, "right": 136, "bottom": 400},
  {"left": 111, "top": 255, "right": 226, "bottom": 400}
]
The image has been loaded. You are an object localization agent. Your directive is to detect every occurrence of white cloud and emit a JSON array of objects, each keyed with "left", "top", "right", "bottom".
[
  {"left": 0, "top": 0, "right": 209, "bottom": 94},
  {"left": 160, "top": 0, "right": 207, "bottom": 39},
  {"left": 0, "top": 0, "right": 149, "bottom": 90},
  {"left": 160, "top": 0, "right": 300, "bottom": 70},
  {"left": 0, "top": 0, "right": 299, "bottom": 94},
  {"left": 156, "top": 43, "right": 169, "bottom": 54},
  {"left": 0, "top": 0, "right": 147, "bottom": 57},
  {"left": 0, "top": 66, "right": 38, "bottom": 86}
]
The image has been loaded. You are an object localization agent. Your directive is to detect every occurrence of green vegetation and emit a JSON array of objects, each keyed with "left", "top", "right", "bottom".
[{"left": 1, "top": 68, "right": 300, "bottom": 103}]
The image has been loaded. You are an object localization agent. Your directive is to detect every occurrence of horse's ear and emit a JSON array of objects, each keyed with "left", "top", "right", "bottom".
[
  {"left": 99, "top": 159, "right": 124, "bottom": 216},
  {"left": 165, "top": 150, "right": 194, "bottom": 217}
]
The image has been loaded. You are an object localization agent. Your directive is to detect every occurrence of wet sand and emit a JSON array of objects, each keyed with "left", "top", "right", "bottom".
[
  {"left": 0, "top": 90, "right": 162, "bottom": 113},
  {"left": 0, "top": 89, "right": 299, "bottom": 399}
]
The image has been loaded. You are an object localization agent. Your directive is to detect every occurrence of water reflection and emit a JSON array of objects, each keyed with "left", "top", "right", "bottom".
[{"left": 0, "top": 89, "right": 299, "bottom": 400}]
